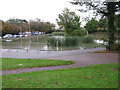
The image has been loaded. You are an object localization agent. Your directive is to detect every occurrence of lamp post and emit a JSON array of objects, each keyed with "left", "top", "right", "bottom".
[{"left": 18, "top": 27, "right": 22, "bottom": 49}]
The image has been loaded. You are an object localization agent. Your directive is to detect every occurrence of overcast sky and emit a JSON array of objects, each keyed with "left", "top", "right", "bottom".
[
  {"left": 1, "top": 0, "right": 84, "bottom": 25},
  {"left": 1, "top": 0, "right": 119, "bottom": 27}
]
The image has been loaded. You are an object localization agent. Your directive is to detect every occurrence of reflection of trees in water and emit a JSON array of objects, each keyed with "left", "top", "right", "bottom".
[{"left": 2, "top": 35, "right": 113, "bottom": 51}]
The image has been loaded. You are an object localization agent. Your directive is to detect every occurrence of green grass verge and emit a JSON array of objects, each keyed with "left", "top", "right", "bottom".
[
  {"left": 2, "top": 58, "right": 75, "bottom": 70},
  {"left": 2, "top": 63, "right": 119, "bottom": 88},
  {"left": 94, "top": 50, "right": 119, "bottom": 53}
]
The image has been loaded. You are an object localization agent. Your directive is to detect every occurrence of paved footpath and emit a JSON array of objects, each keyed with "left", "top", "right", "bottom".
[{"left": 1, "top": 47, "right": 119, "bottom": 75}]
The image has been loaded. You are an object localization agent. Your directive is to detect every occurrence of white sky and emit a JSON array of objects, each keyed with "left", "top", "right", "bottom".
[
  {"left": 0, "top": 0, "right": 84, "bottom": 25},
  {"left": 0, "top": 0, "right": 119, "bottom": 27}
]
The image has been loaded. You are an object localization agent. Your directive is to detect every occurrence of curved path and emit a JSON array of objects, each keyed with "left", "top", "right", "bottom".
[{"left": 1, "top": 47, "right": 119, "bottom": 75}]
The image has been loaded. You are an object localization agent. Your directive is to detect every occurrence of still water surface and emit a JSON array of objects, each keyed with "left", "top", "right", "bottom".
[{"left": 2, "top": 35, "right": 104, "bottom": 51}]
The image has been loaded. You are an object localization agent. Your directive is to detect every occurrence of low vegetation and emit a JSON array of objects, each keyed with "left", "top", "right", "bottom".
[
  {"left": 51, "top": 32, "right": 66, "bottom": 36},
  {"left": 48, "top": 36, "right": 79, "bottom": 47},
  {"left": 2, "top": 63, "right": 119, "bottom": 88},
  {"left": 48, "top": 36, "right": 95, "bottom": 48},
  {"left": 71, "top": 28, "right": 87, "bottom": 36},
  {"left": 94, "top": 50, "right": 119, "bottom": 53},
  {"left": 2, "top": 58, "right": 75, "bottom": 70},
  {"left": 80, "top": 36, "right": 94, "bottom": 44}
]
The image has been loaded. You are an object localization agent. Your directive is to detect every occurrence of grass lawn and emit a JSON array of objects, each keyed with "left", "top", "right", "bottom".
[
  {"left": 2, "top": 58, "right": 75, "bottom": 70},
  {"left": 2, "top": 63, "right": 119, "bottom": 88}
]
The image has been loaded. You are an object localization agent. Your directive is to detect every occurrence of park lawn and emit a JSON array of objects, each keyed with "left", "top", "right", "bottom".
[
  {"left": 2, "top": 58, "right": 75, "bottom": 70},
  {"left": 2, "top": 63, "right": 119, "bottom": 88}
]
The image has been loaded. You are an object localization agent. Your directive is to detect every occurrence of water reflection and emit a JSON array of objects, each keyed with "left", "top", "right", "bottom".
[
  {"left": 2, "top": 36, "right": 111, "bottom": 51},
  {"left": 94, "top": 40, "right": 108, "bottom": 45}
]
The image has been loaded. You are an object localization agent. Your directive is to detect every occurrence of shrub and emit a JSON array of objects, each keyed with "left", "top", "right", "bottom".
[
  {"left": 45, "top": 30, "right": 55, "bottom": 34},
  {"left": 48, "top": 36, "right": 79, "bottom": 47},
  {"left": 48, "top": 36, "right": 95, "bottom": 48},
  {"left": 81, "top": 36, "right": 94, "bottom": 43},
  {"left": 48, "top": 37, "right": 58, "bottom": 47},
  {"left": 63, "top": 37, "right": 79, "bottom": 47},
  {"left": 106, "top": 43, "right": 120, "bottom": 51},
  {"left": 51, "top": 32, "right": 66, "bottom": 36},
  {"left": 72, "top": 28, "right": 87, "bottom": 36}
]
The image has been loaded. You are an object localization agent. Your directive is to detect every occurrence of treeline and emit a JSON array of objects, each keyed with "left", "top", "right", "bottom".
[
  {"left": 0, "top": 18, "right": 55, "bottom": 36},
  {"left": 84, "top": 15, "right": 120, "bottom": 33},
  {"left": 56, "top": 8, "right": 120, "bottom": 37}
]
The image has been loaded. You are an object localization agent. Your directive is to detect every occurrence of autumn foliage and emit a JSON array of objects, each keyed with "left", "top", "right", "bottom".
[{"left": 1, "top": 18, "right": 55, "bottom": 36}]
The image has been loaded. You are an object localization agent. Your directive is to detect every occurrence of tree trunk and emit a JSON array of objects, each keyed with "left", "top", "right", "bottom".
[{"left": 107, "top": 2, "right": 116, "bottom": 51}]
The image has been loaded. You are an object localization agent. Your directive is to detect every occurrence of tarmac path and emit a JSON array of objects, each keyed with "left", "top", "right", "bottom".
[{"left": 0, "top": 47, "right": 119, "bottom": 75}]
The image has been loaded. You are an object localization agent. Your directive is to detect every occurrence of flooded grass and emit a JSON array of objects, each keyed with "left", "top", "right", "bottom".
[{"left": 2, "top": 35, "right": 104, "bottom": 51}]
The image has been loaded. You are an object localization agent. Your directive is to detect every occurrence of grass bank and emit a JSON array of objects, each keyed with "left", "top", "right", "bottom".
[
  {"left": 2, "top": 58, "right": 75, "bottom": 70},
  {"left": 2, "top": 63, "right": 119, "bottom": 88},
  {"left": 94, "top": 50, "right": 119, "bottom": 53}
]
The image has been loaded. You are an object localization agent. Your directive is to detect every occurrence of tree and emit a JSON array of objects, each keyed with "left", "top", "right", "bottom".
[
  {"left": 56, "top": 8, "right": 81, "bottom": 35},
  {"left": 70, "top": 0, "right": 120, "bottom": 51},
  {"left": 71, "top": 28, "right": 87, "bottom": 36},
  {"left": 115, "top": 15, "right": 120, "bottom": 31},
  {"left": 7, "top": 18, "right": 28, "bottom": 25},
  {"left": 7, "top": 18, "right": 28, "bottom": 33},
  {"left": 29, "top": 19, "right": 54, "bottom": 33},
  {"left": 2, "top": 18, "right": 55, "bottom": 35},
  {"left": 84, "top": 18, "right": 99, "bottom": 33},
  {"left": 2, "top": 22, "right": 19, "bottom": 35},
  {"left": 44, "top": 22, "right": 55, "bottom": 33},
  {"left": 98, "top": 16, "right": 119, "bottom": 32},
  {"left": 0, "top": 20, "right": 3, "bottom": 36},
  {"left": 98, "top": 18, "right": 108, "bottom": 31}
]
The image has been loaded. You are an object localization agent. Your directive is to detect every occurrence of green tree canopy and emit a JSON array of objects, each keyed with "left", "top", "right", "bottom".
[
  {"left": 7, "top": 18, "right": 28, "bottom": 25},
  {"left": 98, "top": 18, "right": 108, "bottom": 31},
  {"left": 115, "top": 15, "right": 120, "bottom": 31},
  {"left": 84, "top": 18, "right": 99, "bottom": 33},
  {"left": 56, "top": 8, "right": 81, "bottom": 35},
  {"left": 70, "top": 0, "right": 120, "bottom": 51}
]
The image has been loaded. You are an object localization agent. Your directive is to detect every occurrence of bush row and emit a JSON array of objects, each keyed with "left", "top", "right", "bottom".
[{"left": 47, "top": 36, "right": 94, "bottom": 47}]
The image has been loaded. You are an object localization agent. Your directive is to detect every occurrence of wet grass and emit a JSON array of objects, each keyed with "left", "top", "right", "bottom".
[
  {"left": 2, "top": 63, "right": 119, "bottom": 88},
  {"left": 2, "top": 58, "right": 75, "bottom": 70}
]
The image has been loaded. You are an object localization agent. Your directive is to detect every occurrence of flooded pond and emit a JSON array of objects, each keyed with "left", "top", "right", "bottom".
[{"left": 2, "top": 35, "right": 105, "bottom": 51}]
